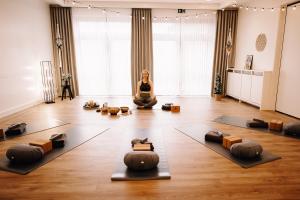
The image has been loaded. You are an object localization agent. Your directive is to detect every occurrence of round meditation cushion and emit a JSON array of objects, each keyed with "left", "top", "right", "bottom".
[
  {"left": 284, "top": 122, "right": 300, "bottom": 136},
  {"left": 6, "top": 144, "right": 44, "bottom": 164},
  {"left": 230, "top": 141, "right": 263, "bottom": 159},
  {"left": 124, "top": 151, "right": 159, "bottom": 171}
]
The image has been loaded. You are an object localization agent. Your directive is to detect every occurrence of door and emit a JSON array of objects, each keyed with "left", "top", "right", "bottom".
[{"left": 276, "top": 4, "right": 300, "bottom": 118}]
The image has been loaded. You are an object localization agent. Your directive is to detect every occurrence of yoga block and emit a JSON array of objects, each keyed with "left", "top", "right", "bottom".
[
  {"left": 246, "top": 119, "right": 269, "bottom": 129},
  {"left": 5, "top": 123, "right": 26, "bottom": 136},
  {"left": 29, "top": 140, "right": 53, "bottom": 154},
  {"left": 171, "top": 105, "right": 180, "bottom": 112},
  {"left": 269, "top": 120, "right": 283, "bottom": 132},
  {"left": 50, "top": 133, "right": 66, "bottom": 148},
  {"left": 0, "top": 129, "right": 4, "bottom": 139},
  {"left": 133, "top": 143, "right": 152, "bottom": 151},
  {"left": 131, "top": 138, "right": 148, "bottom": 147},
  {"left": 205, "top": 131, "right": 225, "bottom": 143},
  {"left": 52, "top": 139, "right": 65, "bottom": 148},
  {"left": 223, "top": 136, "right": 242, "bottom": 149}
]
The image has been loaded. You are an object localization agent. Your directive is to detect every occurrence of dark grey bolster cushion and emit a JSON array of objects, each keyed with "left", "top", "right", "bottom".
[
  {"left": 6, "top": 144, "right": 44, "bottom": 164},
  {"left": 284, "top": 122, "right": 300, "bottom": 136},
  {"left": 230, "top": 141, "right": 263, "bottom": 159},
  {"left": 124, "top": 151, "right": 159, "bottom": 171}
]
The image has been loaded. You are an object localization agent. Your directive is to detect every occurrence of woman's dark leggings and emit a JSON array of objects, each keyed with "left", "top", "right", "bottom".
[{"left": 133, "top": 97, "right": 157, "bottom": 108}]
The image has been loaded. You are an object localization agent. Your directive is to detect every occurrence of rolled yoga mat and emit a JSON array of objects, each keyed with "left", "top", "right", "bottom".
[
  {"left": 0, "top": 126, "right": 109, "bottom": 175},
  {"left": 0, "top": 119, "right": 69, "bottom": 142},
  {"left": 111, "top": 129, "right": 171, "bottom": 181},
  {"left": 175, "top": 125, "right": 281, "bottom": 168},
  {"left": 213, "top": 115, "right": 300, "bottom": 139}
]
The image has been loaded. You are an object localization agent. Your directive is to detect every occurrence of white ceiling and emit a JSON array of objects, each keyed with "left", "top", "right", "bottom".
[{"left": 49, "top": 0, "right": 298, "bottom": 9}]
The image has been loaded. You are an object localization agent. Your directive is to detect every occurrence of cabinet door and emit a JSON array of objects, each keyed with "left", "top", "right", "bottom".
[
  {"left": 250, "top": 75, "right": 263, "bottom": 106},
  {"left": 240, "top": 73, "right": 252, "bottom": 101},
  {"left": 226, "top": 72, "right": 241, "bottom": 98}
]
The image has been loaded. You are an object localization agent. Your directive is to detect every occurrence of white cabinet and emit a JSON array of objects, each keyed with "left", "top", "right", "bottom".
[
  {"left": 227, "top": 71, "right": 241, "bottom": 99},
  {"left": 250, "top": 74, "right": 263, "bottom": 106},
  {"left": 240, "top": 73, "right": 252, "bottom": 101},
  {"left": 226, "top": 70, "right": 270, "bottom": 109}
]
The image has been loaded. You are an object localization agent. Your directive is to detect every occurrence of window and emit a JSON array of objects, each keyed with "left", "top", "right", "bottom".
[
  {"left": 153, "top": 10, "right": 216, "bottom": 96},
  {"left": 72, "top": 8, "right": 131, "bottom": 96}
]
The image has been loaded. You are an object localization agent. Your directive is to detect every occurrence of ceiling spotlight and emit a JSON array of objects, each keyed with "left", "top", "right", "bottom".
[
  {"left": 142, "top": 16, "right": 145, "bottom": 20},
  {"left": 281, "top": 7, "right": 285, "bottom": 11},
  {"left": 253, "top": 7, "right": 257, "bottom": 11},
  {"left": 165, "top": 17, "right": 168, "bottom": 21},
  {"left": 176, "top": 16, "right": 179, "bottom": 20},
  {"left": 102, "top": 9, "right": 106, "bottom": 13},
  {"left": 204, "top": 13, "right": 208, "bottom": 17},
  {"left": 72, "top": 1, "right": 76, "bottom": 5},
  {"left": 261, "top": 8, "right": 265, "bottom": 11},
  {"left": 232, "top": 4, "right": 237, "bottom": 7},
  {"left": 246, "top": 7, "right": 249, "bottom": 11},
  {"left": 222, "top": 8, "right": 225, "bottom": 11},
  {"left": 271, "top": 8, "right": 274, "bottom": 12},
  {"left": 88, "top": 5, "right": 91, "bottom": 9},
  {"left": 293, "top": 6, "right": 297, "bottom": 10},
  {"left": 196, "top": 14, "right": 199, "bottom": 18},
  {"left": 239, "top": 6, "right": 243, "bottom": 9}
]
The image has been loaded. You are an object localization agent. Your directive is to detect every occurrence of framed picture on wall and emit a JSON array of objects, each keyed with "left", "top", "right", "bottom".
[{"left": 245, "top": 55, "right": 253, "bottom": 70}]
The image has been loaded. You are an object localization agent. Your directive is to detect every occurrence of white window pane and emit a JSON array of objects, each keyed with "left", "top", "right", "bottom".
[
  {"left": 153, "top": 9, "right": 216, "bottom": 96},
  {"left": 72, "top": 8, "right": 131, "bottom": 96}
]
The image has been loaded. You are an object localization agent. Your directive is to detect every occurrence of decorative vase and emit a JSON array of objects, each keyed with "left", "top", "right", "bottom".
[{"left": 215, "top": 94, "right": 222, "bottom": 101}]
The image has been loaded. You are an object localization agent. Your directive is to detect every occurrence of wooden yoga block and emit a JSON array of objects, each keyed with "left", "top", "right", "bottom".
[
  {"left": 223, "top": 136, "right": 242, "bottom": 150},
  {"left": 133, "top": 143, "right": 152, "bottom": 151},
  {"left": 171, "top": 105, "right": 180, "bottom": 113},
  {"left": 29, "top": 140, "right": 53, "bottom": 154},
  {"left": 269, "top": 120, "right": 283, "bottom": 132},
  {"left": 0, "top": 129, "right": 4, "bottom": 139}
]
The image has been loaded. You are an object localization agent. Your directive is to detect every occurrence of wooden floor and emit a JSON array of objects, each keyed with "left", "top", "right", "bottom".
[{"left": 0, "top": 96, "right": 300, "bottom": 200}]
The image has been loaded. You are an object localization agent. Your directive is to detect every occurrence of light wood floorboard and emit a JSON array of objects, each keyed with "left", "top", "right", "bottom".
[{"left": 0, "top": 96, "right": 299, "bottom": 200}]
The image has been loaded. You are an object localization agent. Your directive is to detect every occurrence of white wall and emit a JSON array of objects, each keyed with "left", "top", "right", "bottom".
[
  {"left": 0, "top": 0, "right": 53, "bottom": 118},
  {"left": 235, "top": 1, "right": 280, "bottom": 71}
]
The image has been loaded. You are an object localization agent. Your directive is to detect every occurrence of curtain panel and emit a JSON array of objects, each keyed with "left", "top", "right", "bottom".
[
  {"left": 212, "top": 9, "right": 238, "bottom": 96},
  {"left": 131, "top": 8, "right": 153, "bottom": 95},
  {"left": 50, "top": 6, "right": 79, "bottom": 96}
]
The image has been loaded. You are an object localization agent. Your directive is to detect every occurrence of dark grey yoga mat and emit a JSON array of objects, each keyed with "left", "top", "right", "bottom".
[
  {"left": 0, "top": 126, "right": 109, "bottom": 175},
  {"left": 111, "top": 129, "right": 171, "bottom": 181},
  {"left": 0, "top": 119, "right": 69, "bottom": 142},
  {"left": 214, "top": 115, "right": 300, "bottom": 139},
  {"left": 175, "top": 125, "right": 281, "bottom": 168}
]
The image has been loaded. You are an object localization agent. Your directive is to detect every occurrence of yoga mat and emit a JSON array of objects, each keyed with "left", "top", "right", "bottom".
[
  {"left": 1, "top": 119, "right": 69, "bottom": 142},
  {"left": 111, "top": 129, "right": 171, "bottom": 181},
  {"left": 175, "top": 125, "right": 281, "bottom": 168},
  {"left": 0, "top": 126, "right": 109, "bottom": 175},
  {"left": 214, "top": 115, "right": 300, "bottom": 139}
]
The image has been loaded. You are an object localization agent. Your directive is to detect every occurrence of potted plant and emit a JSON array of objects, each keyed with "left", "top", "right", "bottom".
[{"left": 214, "top": 74, "right": 223, "bottom": 101}]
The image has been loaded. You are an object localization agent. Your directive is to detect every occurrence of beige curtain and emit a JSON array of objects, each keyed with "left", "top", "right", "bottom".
[
  {"left": 211, "top": 9, "right": 238, "bottom": 96},
  {"left": 50, "top": 6, "right": 79, "bottom": 97},
  {"left": 131, "top": 8, "right": 153, "bottom": 95}
]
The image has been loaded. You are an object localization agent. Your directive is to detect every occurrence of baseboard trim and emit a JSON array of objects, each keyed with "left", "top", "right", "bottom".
[{"left": 0, "top": 99, "right": 43, "bottom": 119}]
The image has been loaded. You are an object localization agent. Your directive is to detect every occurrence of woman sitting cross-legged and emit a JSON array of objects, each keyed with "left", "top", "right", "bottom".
[{"left": 133, "top": 69, "right": 157, "bottom": 109}]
